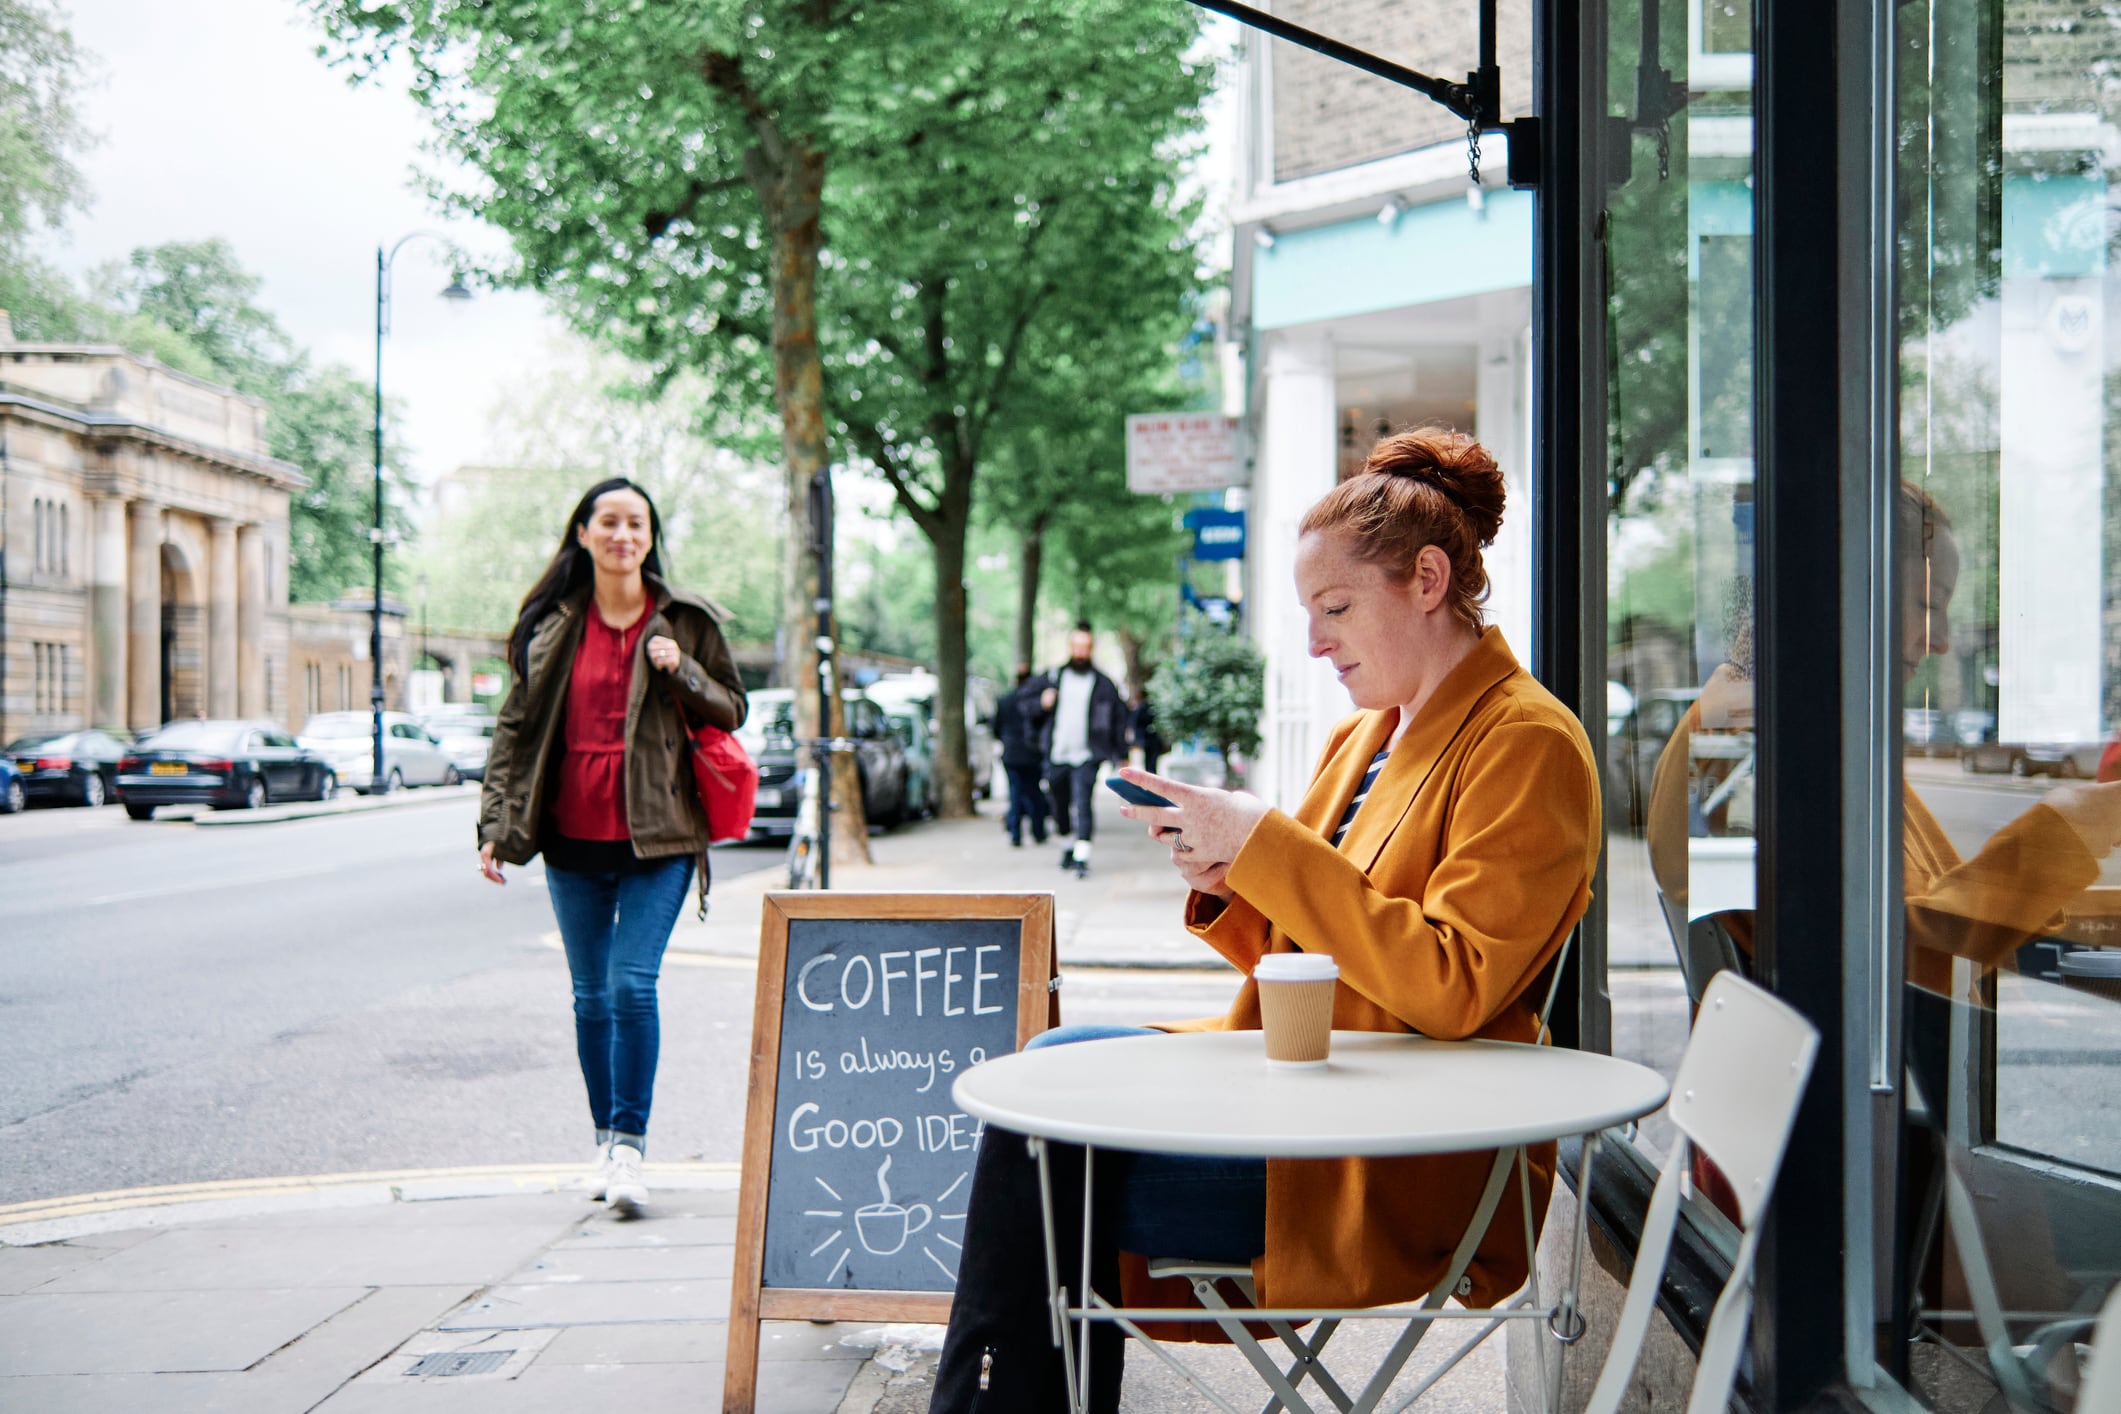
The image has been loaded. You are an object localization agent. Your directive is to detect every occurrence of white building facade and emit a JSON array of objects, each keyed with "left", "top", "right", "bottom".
[{"left": 1229, "top": 0, "right": 1536, "bottom": 808}]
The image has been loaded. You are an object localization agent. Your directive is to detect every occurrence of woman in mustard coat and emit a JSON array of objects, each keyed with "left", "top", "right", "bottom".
[{"left": 929, "top": 429, "right": 1601, "bottom": 1413}]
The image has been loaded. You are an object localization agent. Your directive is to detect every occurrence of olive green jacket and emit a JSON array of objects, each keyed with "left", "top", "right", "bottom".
[{"left": 478, "top": 577, "right": 748, "bottom": 867}]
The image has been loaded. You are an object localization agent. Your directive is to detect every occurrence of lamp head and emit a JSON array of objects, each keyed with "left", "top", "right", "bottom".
[{"left": 439, "top": 275, "right": 473, "bottom": 303}]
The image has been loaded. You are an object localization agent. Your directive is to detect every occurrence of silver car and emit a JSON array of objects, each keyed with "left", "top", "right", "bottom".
[
  {"left": 418, "top": 710, "right": 496, "bottom": 782},
  {"left": 298, "top": 711, "right": 462, "bottom": 792}
]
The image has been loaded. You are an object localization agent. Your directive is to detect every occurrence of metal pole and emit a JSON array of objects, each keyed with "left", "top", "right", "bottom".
[
  {"left": 810, "top": 468, "right": 836, "bottom": 889},
  {"left": 371, "top": 244, "right": 388, "bottom": 794}
]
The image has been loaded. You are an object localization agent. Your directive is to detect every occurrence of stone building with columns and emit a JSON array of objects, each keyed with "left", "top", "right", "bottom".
[{"left": 0, "top": 323, "right": 300, "bottom": 742}]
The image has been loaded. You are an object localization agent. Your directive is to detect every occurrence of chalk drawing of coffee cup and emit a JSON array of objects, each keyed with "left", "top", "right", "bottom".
[
  {"left": 855, "top": 1199, "right": 932, "bottom": 1255},
  {"left": 854, "top": 1154, "right": 933, "bottom": 1256}
]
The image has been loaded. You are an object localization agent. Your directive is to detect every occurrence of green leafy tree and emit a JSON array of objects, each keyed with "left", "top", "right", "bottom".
[
  {"left": 97, "top": 240, "right": 297, "bottom": 386},
  {"left": 415, "top": 356, "right": 784, "bottom": 640},
  {"left": 307, "top": 0, "right": 1211, "bottom": 835},
  {"left": 980, "top": 295, "right": 1200, "bottom": 678},
  {"left": 1149, "top": 625, "right": 1264, "bottom": 787},
  {"left": 0, "top": 0, "right": 94, "bottom": 337}
]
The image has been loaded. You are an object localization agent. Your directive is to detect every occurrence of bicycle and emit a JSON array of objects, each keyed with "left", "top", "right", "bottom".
[{"left": 786, "top": 761, "right": 823, "bottom": 890}]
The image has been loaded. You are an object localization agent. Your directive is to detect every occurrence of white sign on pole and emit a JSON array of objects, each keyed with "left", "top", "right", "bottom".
[{"left": 1125, "top": 413, "right": 1246, "bottom": 493}]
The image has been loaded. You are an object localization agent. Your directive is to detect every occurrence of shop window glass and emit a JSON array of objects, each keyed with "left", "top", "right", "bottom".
[
  {"left": 1597, "top": 0, "right": 1755, "bottom": 1192},
  {"left": 1893, "top": 0, "right": 2121, "bottom": 1402}
]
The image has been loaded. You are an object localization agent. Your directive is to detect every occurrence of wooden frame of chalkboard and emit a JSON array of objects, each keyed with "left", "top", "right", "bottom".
[{"left": 723, "top": 892, "right": 1057, "bottom": 1414}]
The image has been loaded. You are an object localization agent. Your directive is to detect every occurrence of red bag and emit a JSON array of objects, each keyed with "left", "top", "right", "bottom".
[{"left": 688, "top": 723, "right": 759, "bottom": 843}]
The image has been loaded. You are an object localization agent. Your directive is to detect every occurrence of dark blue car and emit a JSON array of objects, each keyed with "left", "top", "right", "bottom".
[{"left": 0, "top": 757, "right": 21, "bottom": 815}]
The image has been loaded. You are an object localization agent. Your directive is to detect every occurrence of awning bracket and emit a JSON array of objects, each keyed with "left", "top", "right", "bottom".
[{"left": 1186, "top": 0, "right": 1535, "bottom": 190}]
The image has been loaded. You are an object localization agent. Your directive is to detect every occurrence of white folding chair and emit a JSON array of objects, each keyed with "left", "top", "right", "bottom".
[
  {"left": 1136, "top": 938, "right": 1578, "bottom": 1414},
  {"left": 2076, "top": 1283, "right": 2121, "bottom": 1413},
  {"left": 1583, "top": 971, "right": 1819, "bottom": 1414}
]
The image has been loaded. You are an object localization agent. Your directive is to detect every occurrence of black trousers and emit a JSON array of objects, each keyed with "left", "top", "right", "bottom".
[
  {"left": 929, "top": 1128, "right": 1125, "bottom": 1414},
  {"left": 1003, "top": 762, "right": 1051, "bottom": 844},
  {"left": 1046, "top": 760, "right": 1102, "bottom": 843}
]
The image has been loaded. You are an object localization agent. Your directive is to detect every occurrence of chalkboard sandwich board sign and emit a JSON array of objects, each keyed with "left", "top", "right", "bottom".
[{"left": 723, "top": 892, "right": 1057, "bottom": 1414}]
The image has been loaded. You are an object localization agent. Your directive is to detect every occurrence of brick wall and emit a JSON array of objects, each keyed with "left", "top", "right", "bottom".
[
  {"left": 1268, "top": 0, "right": 1531, "bottom": 184},
  {"left": 2004, "top": 3, "right": 2121, "bottom": 118}
]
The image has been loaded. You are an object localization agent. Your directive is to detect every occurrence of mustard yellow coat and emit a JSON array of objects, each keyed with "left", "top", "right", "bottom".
[{"left": 1128, "top": 627, "right": 1601, "bottom": 1326}]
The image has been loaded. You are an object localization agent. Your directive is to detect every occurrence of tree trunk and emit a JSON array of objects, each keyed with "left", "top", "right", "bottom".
[
  {"left": 768, "top": 141, "right": 869, "bottom": 862},
  {"left": 1117, "top": 628, "right": 1147, "bottom": 701},
  {"left": 929, "top": 451, "right": 977, "bottom": 818},
  {"left": 1015, "top": 518, "right": 1045, "bottom": 672}
]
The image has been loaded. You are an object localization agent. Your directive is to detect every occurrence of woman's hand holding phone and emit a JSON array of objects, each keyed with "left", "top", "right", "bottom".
[{"left": 1111, "top": 768, "right": 1269, "bottom": 898}]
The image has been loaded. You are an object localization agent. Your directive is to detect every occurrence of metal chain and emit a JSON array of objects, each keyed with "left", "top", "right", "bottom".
[
  {"left": 1466, "top": 117, "right": 1483, "bottom": 191},
  {"left": 1655, "top": 117, "right": 1673, "bottom": 182}
]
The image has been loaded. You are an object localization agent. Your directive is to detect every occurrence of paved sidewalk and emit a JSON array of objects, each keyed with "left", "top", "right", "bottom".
[
  {"left": 0, "top": 795, "right": 1270, "bottom": 1412},
  {"left": 0, "top": 798, "right": 1516, "bottom": 1410},
  {"left": 190, "top": 782, "right": 483, "bottom": 829},
  {"left": 675, "top": 793, "right": 1234, "bottom": 970}
]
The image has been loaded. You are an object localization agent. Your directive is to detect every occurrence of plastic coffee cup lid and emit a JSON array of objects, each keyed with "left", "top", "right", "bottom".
[{"left": 1255, "top": 952, "right": 1339, "bottom": 982}]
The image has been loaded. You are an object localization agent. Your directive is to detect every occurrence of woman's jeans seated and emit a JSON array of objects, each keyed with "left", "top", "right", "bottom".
[
  {"left": 1025, "top": 1024, "right": 1266, "bottom": 1262},
  {"left": 928, "top": 1024, "right": 1267, "bottom": 1414}
]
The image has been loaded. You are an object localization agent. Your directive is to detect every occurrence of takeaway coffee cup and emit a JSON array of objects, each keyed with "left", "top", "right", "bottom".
[{"left": 1256, "top": 952, "right": 1339, "bottom": 1068}]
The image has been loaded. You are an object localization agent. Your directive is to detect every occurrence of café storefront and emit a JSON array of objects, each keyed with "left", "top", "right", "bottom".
[{"left": 1213, "top": 0, "right": 2121, "bottom": 1407}]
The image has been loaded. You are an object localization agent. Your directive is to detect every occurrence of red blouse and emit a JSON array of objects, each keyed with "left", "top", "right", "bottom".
[{"left": 548, "top": 609, "right": 645, "bottom": 842}]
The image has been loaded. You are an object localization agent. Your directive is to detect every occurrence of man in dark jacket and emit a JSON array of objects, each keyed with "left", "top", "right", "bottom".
[
  {"left": 1039, "top": 624, "right": 1126, "bottom": 877},
  {"left": 993, "top": 665, "right": 1051, "bottom": 847}
]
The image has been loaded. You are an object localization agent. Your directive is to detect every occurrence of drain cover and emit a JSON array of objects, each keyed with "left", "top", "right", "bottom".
[{"left": 405, "top": 1350, "right": 515, "bottom": 1377}]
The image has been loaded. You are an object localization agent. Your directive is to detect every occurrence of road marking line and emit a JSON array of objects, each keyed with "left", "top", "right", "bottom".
[{"left": 0, "top": 1160, "right": 740, "bottom": 1229}]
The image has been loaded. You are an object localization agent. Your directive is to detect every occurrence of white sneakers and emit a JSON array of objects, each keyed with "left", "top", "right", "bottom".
[
  {"left": 571, "top": 1141, "right": 612, "bottom": 1200},
  {"left": 605, "top": 1143, "right": 647, "bottom": 1217}
]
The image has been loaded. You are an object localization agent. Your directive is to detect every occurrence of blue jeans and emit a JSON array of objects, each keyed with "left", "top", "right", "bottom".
[
  {"left": 544, "top": 855, "right": 694, "bottom": 1148},
  {"left": 1026, "top": 1025, "right": 1266, "bottom": 1262}
]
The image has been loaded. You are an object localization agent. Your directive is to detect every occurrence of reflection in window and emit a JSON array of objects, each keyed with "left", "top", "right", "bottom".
[
  {"left": 1599, "top": 0, "right": 1756, "bottom": 1189},
  {"left": 1893, "top": 0, "right": 2121, "bottom": 1405}
]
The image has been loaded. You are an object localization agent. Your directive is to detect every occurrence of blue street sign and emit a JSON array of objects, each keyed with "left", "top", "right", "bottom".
[{"left": 1183, "top": 508, "right": 1247, "bottom": 561}]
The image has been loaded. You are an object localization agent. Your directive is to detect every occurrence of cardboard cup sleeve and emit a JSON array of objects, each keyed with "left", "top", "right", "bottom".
[{"left": 1255, "top": 952, "right": 1339, "bottom": 1068}]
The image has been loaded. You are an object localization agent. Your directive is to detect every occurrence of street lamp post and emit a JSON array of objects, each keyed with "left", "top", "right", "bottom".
[{"left": 372, "top": 234, "right": 470, "bottom": 794}]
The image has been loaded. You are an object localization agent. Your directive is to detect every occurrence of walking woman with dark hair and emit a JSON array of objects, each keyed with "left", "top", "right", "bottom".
[{"left": 477, "top": 478, "right": 747, "bottom": 1215}]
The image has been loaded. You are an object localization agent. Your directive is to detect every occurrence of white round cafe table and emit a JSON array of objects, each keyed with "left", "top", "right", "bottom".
[
  {"left": 952, "top": 1030, "right": 1670, "bottom": 1414},
  {"left": 952, "top": 1029, "right": 1670, "bottom": 1158}
]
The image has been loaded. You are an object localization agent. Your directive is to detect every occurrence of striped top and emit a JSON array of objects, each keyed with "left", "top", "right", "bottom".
[{"left": 1330, "top": 747, "right": 1393, "bottom": 847}]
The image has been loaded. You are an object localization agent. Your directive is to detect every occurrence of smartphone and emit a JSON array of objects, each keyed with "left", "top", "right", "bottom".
[{"left": 1105, "top": 777, "right": 1176, "bottom": 809}]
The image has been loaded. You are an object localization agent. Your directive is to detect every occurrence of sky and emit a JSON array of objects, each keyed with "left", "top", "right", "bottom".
[
  {"left": 49, "top": 0, "right": 570, "bottom": 493},
  {"left": 41, "top": 1, "right": 1237, "bottom": 513}
]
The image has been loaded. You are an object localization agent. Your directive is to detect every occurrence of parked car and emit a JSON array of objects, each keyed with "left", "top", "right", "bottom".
[
  {"left": 1949, "top": 708, "right": 1996, "bottom": 748},
  {"left": 865, "top": 671, "right": 999, "bottom": 800},
  {"left": 117, "top": 719, "right": 336, "bottom": 817},
  {"left": 735, "top": 687, "right": 911, "bottom": 837},
  {"left": 2022, "top": 742, "right": 2103, "bottom": 778},
  {"left": 1962, "top": 740, "right": 2102, "bottom": 778},
  {"left": 417, "top": 709, "right": 496, "bottom": 782},
  {"left": 886, "top": 704, "right": 938, "bottom": 821},
  {"left": 5, "top": 729, "right": 129, "bottom": 807},
  {"left": 0, "top": 757, "right": 22, "bottom": 814},
  {"left": 1903, "top": 707, "right": 1953, "bottom": 757},
  {"left": 298, "top": 711, "right": 462, "bottom": 792}
]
